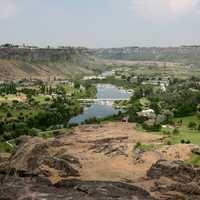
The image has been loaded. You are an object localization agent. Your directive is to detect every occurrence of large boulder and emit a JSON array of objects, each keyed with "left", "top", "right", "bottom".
[
  {"left": 0, "top": 153, "right": 10, "bottom": 173},
  {"left": 0, "top": 175, "right": 155, "bottom": 200},
  {"left": 146, "top": 160, "right": 200, "bottom": 200},
  {"left": 6, "top": 136, "right": 81, "bottom": 179},
  {"left": 147, "top": 160, "right": 197, "bottom": 182}
]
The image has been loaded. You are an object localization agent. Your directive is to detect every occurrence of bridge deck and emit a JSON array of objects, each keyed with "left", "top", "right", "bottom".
[{"left": 78, "top": 98, "right": 129, "bottom": 101}]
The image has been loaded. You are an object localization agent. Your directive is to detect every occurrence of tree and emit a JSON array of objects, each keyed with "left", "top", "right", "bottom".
[
  {"left": 74, "top": 81, "right": 80, "bottom": 89},
  {"left": 163, "top": 110, "right": 174, "bottom": 124},
  {"left": 6, "top": 112, "right": 12, "bottom": 118},
  {"left": 128, "top": 100, "right": 143, "bottom": 122},
  {"left": 188, "top": 121, "right": 197, "bottom": 130},
  {"left": 198, "top": 124, "right": 200, "bottom": 132},
  {"left": 173, "top": 128, "right": 180, "bottom": 135},
  {"left": 150, "top": 102, "right": 161, "bottom": 114}
]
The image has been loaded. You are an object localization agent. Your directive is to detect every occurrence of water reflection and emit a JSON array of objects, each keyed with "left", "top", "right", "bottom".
[{"left": 69, "top": 84, "right": 132, "bottom": 124}]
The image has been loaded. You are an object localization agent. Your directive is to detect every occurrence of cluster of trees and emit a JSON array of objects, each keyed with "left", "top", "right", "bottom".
[
  {"left": 188, "top": 121, "right": 200, "bottom": 131},
  {"left": 75, "top": 81, "right": 97, "bottom": 98},
  {"left": 40, "top": 84, "right": 54, "bottom": 95},
  {"left": 128, "top": 78, "right": 200, "bottom": 131},
  {"left": 0, "top": 88, "right": 82, "bottom": 142},
  {"left": 0, "top": 83, "right": 16, "bottom": 95},
  {"left": 160, "top": 85, "right": 200, "bottom": 117}
]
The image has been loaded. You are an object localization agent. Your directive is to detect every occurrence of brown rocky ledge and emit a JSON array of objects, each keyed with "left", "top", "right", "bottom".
[{"left": 0, "top": 175, "right": 154, "bottom": 200}]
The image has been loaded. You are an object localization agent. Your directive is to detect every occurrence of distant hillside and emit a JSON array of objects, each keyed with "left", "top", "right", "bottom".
[
  {"left": 2, "top": 45, "right": 200, "bottom": 81},
  {"left": 93, "top": 46, "right": 200, "bottom": 66},
  {"left": 0, "top": 47, "right": 99, "bottom": 81}
]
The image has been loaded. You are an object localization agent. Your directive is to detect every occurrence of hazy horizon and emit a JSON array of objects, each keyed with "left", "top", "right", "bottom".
[{"left": 1, "top": 0, "right": 200, "bottom": 48}]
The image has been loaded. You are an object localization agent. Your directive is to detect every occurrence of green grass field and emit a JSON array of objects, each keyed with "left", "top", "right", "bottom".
[
  {"left": 0, "top": 95, "right": 22, "bottom": 103},
  {"left": 0, "top": 142, "right": 13, "bottom": 153},
  {"left": 163, "top": 116, "right": 200, "bottom": 145},
  {"left": 136, "top": 115, "right": 200, "bottom": 145},
  {"left": 187, "top": 154, "right": 200, "bottom": 166}
]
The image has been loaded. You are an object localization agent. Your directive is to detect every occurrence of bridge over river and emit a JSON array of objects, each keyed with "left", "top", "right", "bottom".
[{"left": 78, "top": 98, "right": 130, "bottom": 105}]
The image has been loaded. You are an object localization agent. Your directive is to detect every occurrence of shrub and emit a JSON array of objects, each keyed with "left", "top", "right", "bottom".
[
  {"left": 19, "top": 112, "right": 24, "bottom": 116},
  {"left": 181, "top": 139, "right": 185, "bottom": 144},
  {"left": 53, "top": 130, "right": 61, "bottom": 135},
  {"left": 197, "top": 111, "right": 200, "bottom": 119},
  {"left": 142, "top": 122, "right": 161, "bottom": 132},
  {"left": 12, "top": 100, "right": 19, "bottom": 104},
  {"left": 167, "top": 141, "right": 172, "bottom": 145},
  {"left": 188, "top": 121, "right": 197, "bottom": 130},
  {"left": 134, "top": 142, "right": 142, "bottom": 150},
  {"left": 134, "top": 142, "right": 154, "bottom": 152},
  {"left": 162, "top": 130, "right": 171, "bottom": 135},
  {"left": 45, "top": 97, "right": 50, "bottom": 101},
  {"left": 6, "top": 112, "right": 12, "bottom": 118},
  {"left": 186, "top": 140, "right": 191, "bottom": 144},
  {"left": 5, "top": 146, "right": 12, "bottom": 153},
  {"left": 181, "top": 139, "right": 191, "bottom": 144},
  {"left": 173, "top": 128, "right": 180, "bottom": 135}
]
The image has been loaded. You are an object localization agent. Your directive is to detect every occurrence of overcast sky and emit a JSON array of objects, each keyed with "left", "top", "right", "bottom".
[{"left": 0, "top": 0, "right": 200, "bottom": 48}]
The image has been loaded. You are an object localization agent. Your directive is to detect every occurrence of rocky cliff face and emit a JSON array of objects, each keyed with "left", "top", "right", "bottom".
[
  {"left": 0, "top": 176, "right": 154, "bottom": 200},
  {"left": 145, "top": 160, "right": 200, "bottom": 200},
  {"left": 0, "top": 47, "right": 88, "bottom": 62},
  {"left": 93, "top": 46, "right": 200, "bottom": 65},
  {"left": 0, "top": 47, "right": 97, "bottom": 81}
]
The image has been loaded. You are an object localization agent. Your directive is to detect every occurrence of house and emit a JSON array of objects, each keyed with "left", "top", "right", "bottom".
[
  {"left": 137, "top": 109, "right": 156, "bottom": 119},
  {"left": 83, "top": 75, "right": 106, "bottom": 81},
  {"left": 160, "top": 83, "right": 167, "bottom": 92}
]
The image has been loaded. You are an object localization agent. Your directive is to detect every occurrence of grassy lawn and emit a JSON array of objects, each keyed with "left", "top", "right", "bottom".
[
  {"left": 0, "top": 95, "right": 23, "bottom": 103},
  {"left": 136, "top": 115, "right": 200, "bottom": 145},
  {"left": 36, "top": 130, "right": 55, "bottom": 138},
  {"left": 0, "top": 142, "right": 13, "bottom": 153},
  {"left": 33, "top": 95, "right": 53, "bottom": 105},
  {"left": 163, "top": 115, "right": 200, "bottom": 145},
  {"left": 134, "top": 142, "right": 156, "bottom": 152},
  {"left": 36, "top": 127, "right": 72, "bottom": 138},
  {"left": 187, "top": 154, "right": 200, "bottom": 166}
]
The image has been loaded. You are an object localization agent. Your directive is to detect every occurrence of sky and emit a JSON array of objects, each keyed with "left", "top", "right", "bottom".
[{"left": 0, "top": 0, "right": 200, "bottom": 48}]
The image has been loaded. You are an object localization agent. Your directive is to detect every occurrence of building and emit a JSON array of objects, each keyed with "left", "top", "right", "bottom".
[{"left": 137, "top": 109, "right": 156, "bottom": 119}]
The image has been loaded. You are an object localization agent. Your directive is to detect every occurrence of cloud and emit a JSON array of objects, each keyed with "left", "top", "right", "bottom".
[{"left": 130, "top": 0, "right": 200, "bottom": 20}]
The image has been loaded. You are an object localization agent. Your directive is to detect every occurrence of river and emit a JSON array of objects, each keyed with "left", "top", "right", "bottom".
[{"left": 69, "top": 83, "right": 132, "bottom": 125}]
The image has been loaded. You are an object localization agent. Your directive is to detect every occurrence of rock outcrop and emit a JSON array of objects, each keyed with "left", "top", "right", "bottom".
[
  {"left": 0, "top": 175, "right": 154, "bottom": 200},
  {"left": 145, "top": 160, "right": 200, "bottom": 200},
  {"left": 1, "top": 123, "right": 165, "bottom": 182},
  {"left": 6, "top": 136, "right": 81, "bottom": 179},
  {"left": 1, "top": 123, "right": 200, "bottom": 200},
  {"left": 0, "top": 153, "right": 10, "bottom": 173}
]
